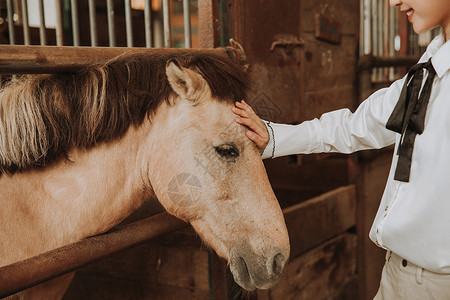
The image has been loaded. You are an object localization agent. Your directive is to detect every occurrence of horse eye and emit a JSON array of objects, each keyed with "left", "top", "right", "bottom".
[{"left": 215, "top": 144, "right": 239, "bottom": 158}]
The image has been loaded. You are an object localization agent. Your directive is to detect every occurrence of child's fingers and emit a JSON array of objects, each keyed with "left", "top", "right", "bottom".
[
  {"left": 235, "top": 115, "right": 264, "bottom": 136},
  {"left": 232, "top": 106, "right": 248, "bottom": 118},
  {"left": 236, "top": 100, "right": 254, "bottom": 114},
  {"left": 246, "top": 130, "right": 267, "bottom": 150},
  {"left": 236, "top": 116, "right": 268, "bottom": 149},
  {"left": 233, "top": 100, "right": 269, "bottom": 150}
]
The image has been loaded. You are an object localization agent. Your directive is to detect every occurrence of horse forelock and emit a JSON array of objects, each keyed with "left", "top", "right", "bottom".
[{"left": 0, "top": 51, "right": 249, "bottom": 174}]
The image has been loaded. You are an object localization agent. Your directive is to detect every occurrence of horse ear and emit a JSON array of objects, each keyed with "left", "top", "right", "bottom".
[{"left": 165, "top": 60, "right": 208, "bottom": 102}]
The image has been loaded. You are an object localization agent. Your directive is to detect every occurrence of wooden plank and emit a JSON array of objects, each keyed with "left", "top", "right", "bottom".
[
  {"left": 355, "top": 150, "right": 392, "bottom": 300},
  {"left": 282, "top": 185, "right": 356, "bottom": 259},
  {"left": 257, "top": 233, "right": 357, "bottom": 300},
  {"left": 357, "top": 55, "right": 420, "bottom": 71},
  {"left": 301, "top": 0, "right": 359, "bottom": 36},
  {"left": 302, "top": 34, "right": 357, "bottom": 93},
  {"left": 198, "top": 0, "right": 220, "bottom": 48},
  {"left": 332, "top": 275, "right": 359, "bottom": 300},
  {"left": 64, "top": 232, "right": 210, "bottom": 299},
  {"left": 209, "top": 251, "right": 229, "bottom": 300},
  {"left": 0, "top": 45, "right": 232, "bottom": 74},
  {"left": 0, "top": 213, "right": 188, "bottom": 299},
  {"left": 303, "top": 86, "right": 355, "bottom": 120},
  {"left": 239, "top": 0, "right": 301, "bottom": 64},
  {"left": 64, "top": 276, "right": 210, "bottom": 300},
  {"left": 264, "top": 156, "right": 349, "bottom": 195},
  {"left": 247, "top": 62, "right": 303, "bottom": 124}
]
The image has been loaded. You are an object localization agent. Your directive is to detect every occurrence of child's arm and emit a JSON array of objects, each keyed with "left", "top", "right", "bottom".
[{"left": 232, "top": 83, "right": 402, "bottom": 159}]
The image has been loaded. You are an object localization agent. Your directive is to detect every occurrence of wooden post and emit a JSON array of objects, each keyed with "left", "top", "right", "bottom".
[{"left": 198, "top": 0, "right": 220, "bottom": 48}]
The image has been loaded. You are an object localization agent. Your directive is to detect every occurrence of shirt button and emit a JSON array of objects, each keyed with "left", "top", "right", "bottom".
[{"left": 402, "top": 259, "right": 408, "bottom": 267}]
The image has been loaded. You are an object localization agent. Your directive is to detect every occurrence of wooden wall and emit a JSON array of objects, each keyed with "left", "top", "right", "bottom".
[{"left": 229, "top": 1, "right": 361, "bottom": 298}]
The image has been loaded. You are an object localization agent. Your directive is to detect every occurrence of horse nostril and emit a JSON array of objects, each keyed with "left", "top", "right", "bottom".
[
  {"left": 239, "top": 256, "right": 249, "bottom": 276},
  {"left": 272, "top": 253, "right": 284, "bottom": 276}
]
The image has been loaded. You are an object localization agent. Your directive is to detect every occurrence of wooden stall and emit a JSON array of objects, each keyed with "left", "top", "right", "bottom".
[{"left": 0, "top": 1, "right": 398, "bottom": 299}]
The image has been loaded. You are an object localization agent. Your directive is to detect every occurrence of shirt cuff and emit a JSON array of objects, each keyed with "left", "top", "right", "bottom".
[{"left": 261, "top": 120, "right": 320, "bottom": 159}]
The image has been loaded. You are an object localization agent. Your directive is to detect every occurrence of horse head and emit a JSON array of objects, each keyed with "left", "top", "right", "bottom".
[{"left": 143, "top": 58, "right": 290, "bottom": 291}]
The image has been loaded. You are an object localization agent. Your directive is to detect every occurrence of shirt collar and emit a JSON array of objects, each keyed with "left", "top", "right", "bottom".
[{"left": 420, "top": 33, "right": 450, "bottom": 78}]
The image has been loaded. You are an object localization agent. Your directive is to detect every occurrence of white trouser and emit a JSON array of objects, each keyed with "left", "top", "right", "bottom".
[{"left": 374, "top": 251, "right": 450, "bottom": 300}]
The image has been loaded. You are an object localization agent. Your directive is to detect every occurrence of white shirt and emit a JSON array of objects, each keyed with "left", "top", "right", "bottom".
[{"left": 262, "top": 34, "right": 450, "bottom": 273}]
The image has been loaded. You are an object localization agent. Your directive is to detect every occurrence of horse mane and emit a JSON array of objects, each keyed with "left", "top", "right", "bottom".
[{"left": 0, "top": 51, "right": 249, "bottom": 174}]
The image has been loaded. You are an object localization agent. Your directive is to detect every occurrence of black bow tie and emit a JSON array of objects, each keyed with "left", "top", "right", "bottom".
[{"left": 386, "top": 59, "right": 436, "bottom": 182}]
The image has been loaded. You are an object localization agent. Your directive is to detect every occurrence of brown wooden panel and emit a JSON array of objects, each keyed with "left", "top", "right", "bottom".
[
  {"left": 220, "top": 0, "right": 304, "bottom": 123},
  {"left": 282, "top": 185, "right": 356, "bottom": 259},
  {"left": 303, "top": 86, "right": 356, "bottom": 120},
  {"left": 198, "top": 0, "right": 220, "bottom": 48},
  {"left": 257, "top": 233, "right": 357, "bottom": 300},
  {"left": 240, "top": 0, "right": 301, "bottom": 64},
  {"left": 247, "top": 62, "right": 303, "bottom": 123},
  {"left": 0, "top": 46, "right": 232, "bottom": 75},
  {"left": 63, "top": 229, "right": 210, "bottom": 299},
  {"left": 302, "top": 34, "right": 357, "bottom": 93},
  {"left": 355, "top": 150, "right": 393, "bottom": 300},
  {"left": 209, "top": 252, "right": 229, "bottom": 300},
  {"left": 64, "top": 276, "right": 210, "bottom": 300},
  {"left": 301, "top": 0, "right": 359, "bottom": 35},
  {"left": 264, "top": 156, "right": 349, "bottom": 193}
]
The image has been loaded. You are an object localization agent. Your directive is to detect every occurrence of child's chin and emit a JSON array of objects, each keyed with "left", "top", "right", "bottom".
[{"left": 412, "top": 23, "right": 436, "bottom": 35}]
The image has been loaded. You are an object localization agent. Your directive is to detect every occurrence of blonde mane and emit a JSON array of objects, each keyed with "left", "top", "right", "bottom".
[{"left": 0, "top": 51, "right": 249, "bottom": 174}]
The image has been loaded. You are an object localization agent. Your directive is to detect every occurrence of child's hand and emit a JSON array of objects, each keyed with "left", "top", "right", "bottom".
[{"left": 232, "top": 100, "right": 269, "bottom": 151}]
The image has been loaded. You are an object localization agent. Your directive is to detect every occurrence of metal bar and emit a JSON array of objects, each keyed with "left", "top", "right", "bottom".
[
  {"left": 359, "top": 0, "right": 363, "bottom": 55},
  {"left": 383, "top": 1, "right": 389, "bottom": 56},
  {"left": 106, "top": 0, "right": 116, "bottom": 47},
  {"left": 55, "top": 0, "right": 64, "bottom": 46},
  {"left": 0, "top": 45, "right": 237, "bottom": 74},
  {"left": 389, "top": 6, "right": 396, "bottom": 80},
  {"left": 0, "top": 213, "right": 188, "bottom": 298},
  {"left": 71, "top": 0, "right": 80, "bottom": 46},
  {"left": 363, "top": 0, "right": 371, "bottom": 55},
  {"left": 6, "top": 0, "right": 15, "bottom": 45},
  {"left": 124, "top": 0, "right": 133, "bottom": 47},
  {"left": 38, "top": 0, "right": 47, "bottom": 45},
  {"left": 183, "top": 0, "right": 191, "bottom": 48},
  {"left": 378, "top": 0, "right": 383, "bottom": 56},
  {"left": 162, "top": 0, "right": 171, "bottom": 47},
  {"left": 21, "top": 0, "right": 30, "bottom": 45},
  {"left": 88, "top": 0, "right": 98, "bottom": 46},
  {"left": 144, "top": 0, "right": 152, "bottom": 48}
]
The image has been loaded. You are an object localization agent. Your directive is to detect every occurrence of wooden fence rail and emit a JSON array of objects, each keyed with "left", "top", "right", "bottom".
[
  {"left": 0, "top": 213, "right": 187, "bottom": 299},
  {"left": 0, "top": 45, "right": 243, "bottom": 75}
]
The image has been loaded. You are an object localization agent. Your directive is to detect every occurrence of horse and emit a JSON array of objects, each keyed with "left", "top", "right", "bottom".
[{"left": 0, "top": 50, "right": 290, "bottom": 299}]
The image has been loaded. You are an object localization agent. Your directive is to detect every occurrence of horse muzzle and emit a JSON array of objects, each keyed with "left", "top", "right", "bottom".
[{"left": 229, "top": 246, "right": 288, "bottom": 291}]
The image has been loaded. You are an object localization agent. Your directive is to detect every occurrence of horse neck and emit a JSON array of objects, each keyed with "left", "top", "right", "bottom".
[{"left": 0, "top": 121, "right": 154, "bottom": 264}]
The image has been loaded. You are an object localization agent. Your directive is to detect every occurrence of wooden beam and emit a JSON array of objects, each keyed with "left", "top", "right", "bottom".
[
  {"left": 198, "top": 0, "right": 220, "bottom": 48},
  {"left": 0, "top": 45, "right": 236, "bottom": 75},
  {"left": 358, "top": 54, "right": 419, "bottom": 71},
  {"left": 0, "top": 213, "right": 188, "bottom": 299},
  {"left": 282, "top": 185, "right": 356, "bottom": 259}
]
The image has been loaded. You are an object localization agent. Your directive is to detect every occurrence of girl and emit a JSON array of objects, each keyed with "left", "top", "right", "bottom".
[{"left": 232, "top": 0, "right": 450, "bottom": 299}]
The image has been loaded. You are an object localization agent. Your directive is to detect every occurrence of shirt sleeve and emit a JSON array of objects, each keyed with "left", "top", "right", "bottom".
[{"left": 261, "top": 80, "right": 404, "bottom": 159}]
